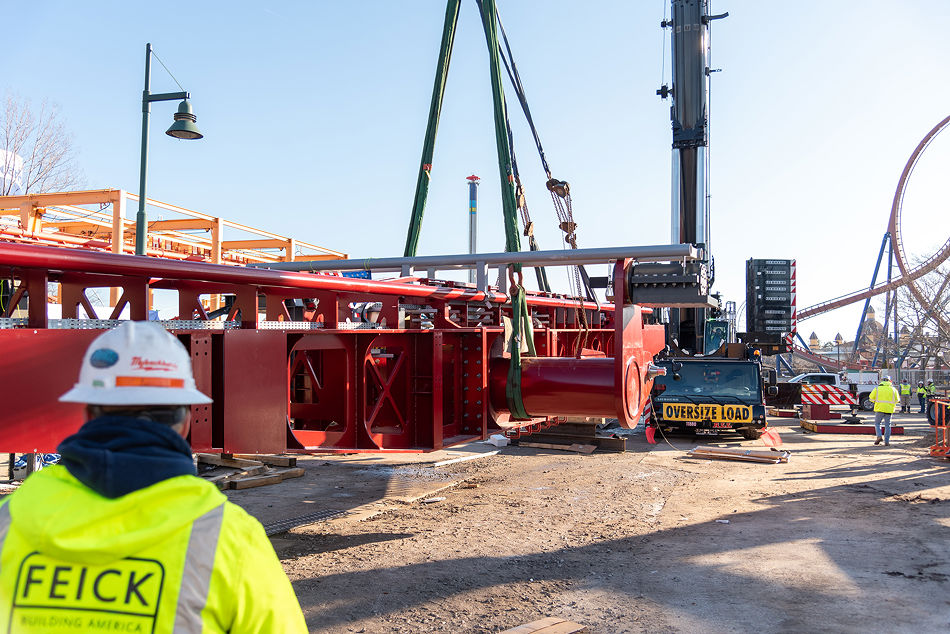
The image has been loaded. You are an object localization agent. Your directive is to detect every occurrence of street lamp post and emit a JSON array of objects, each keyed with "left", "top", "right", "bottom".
[{"left": 135, "top": 42, "right": 203, "bottom": 256}]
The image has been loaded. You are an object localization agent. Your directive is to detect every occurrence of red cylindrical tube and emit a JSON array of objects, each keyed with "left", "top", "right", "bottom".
[{"left": 489, "top": 357, "right": 616, "bottom": 418}]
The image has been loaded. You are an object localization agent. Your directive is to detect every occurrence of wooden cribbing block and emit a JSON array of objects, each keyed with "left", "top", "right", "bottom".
[
  {"left": 196, "top": 454, "right": 263, "bottom": 469},
  {"left": 276, "top": 467, "right": 305, "bottom": 480},
  {"left": 234, "top": 454, "right": 297, "bottom": 467},
  {"left": 519, "top": 442, "right": 597, "bottom": 454},
  {"left": 500, "top": 617, "right": 588, "bottom": 633},
  {"left": 228, "top": 473, "right": 282, "bottom": 490}
]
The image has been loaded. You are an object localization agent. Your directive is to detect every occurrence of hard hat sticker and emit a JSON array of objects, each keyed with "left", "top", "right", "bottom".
[{"left": 89, "top": 349, "right": 119, "bottom": 369}]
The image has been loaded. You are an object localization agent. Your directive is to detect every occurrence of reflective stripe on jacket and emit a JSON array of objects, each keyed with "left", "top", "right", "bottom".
[
  {"left": 900, "top": 384, "right": 911, "bottom": 395},
  {"left": 870, "top": 383, "right": 899, "bottom": 414},
  {"left": 0, "top": 466, "right": 306, "bottom": 633}
]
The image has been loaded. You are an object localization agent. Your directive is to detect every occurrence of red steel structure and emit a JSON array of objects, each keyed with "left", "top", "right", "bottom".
[{"left": 0, "top": 242, "right": 678, "bottom": 454}]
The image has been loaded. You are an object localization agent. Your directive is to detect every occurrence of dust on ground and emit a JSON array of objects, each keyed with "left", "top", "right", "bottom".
[
  {"left": 229, "top": 413, "right": 950, "bottom": 633},
  {"left": 5, "top": 414, "right": 948, "bottom": 632}
]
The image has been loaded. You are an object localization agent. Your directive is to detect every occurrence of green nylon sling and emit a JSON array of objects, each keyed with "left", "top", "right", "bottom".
[
  {"left": 402, "top": 0, "right": 533, "bottom": 419},
  {"left": 403, "top": 0, "right": 461, "bottom": 257},
  {"left": 479, "top": 0, "right": 532, "bottom": 420}
]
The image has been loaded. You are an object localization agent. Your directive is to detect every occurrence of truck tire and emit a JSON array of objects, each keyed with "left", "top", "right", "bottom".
[
  {"left": 926, "top": 401, "right": 947, "bottom": 426},
  {"left": 859, "top": 393, "right": 874, "bottom": 411},
  {"left": 740, "top": 427, "right": 764, "bottom": 440}
]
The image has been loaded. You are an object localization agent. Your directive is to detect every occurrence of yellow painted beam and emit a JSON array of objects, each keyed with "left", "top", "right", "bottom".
[
  {"left": 221, "top": 239, "right": 289, "bottom": 250},
  {"left": 0, "top": 189, "right": 121, "bottom": 207},
  {"left": 147, "top": 218, "right": 214, "bottom": 231}
]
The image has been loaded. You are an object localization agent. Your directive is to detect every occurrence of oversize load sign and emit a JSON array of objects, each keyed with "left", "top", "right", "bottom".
[{"left": 662, "top": 403, "right": 752, "bottom": 423}]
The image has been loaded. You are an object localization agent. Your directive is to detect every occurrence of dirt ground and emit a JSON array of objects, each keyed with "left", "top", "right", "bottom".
[
  {"left": 219, "top": 413, "right": 950, "bottom": 633},
  {"left": 4, "top": 413, "right": 948, "bottom": 633}
]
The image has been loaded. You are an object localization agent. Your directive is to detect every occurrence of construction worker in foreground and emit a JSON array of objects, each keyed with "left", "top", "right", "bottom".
[
  {"left": 0, "top": 321, "right": 307, "bottom": 633},
  {"left": 917, "top": 381, "right": 927, "bottom": 414},
  {"left": 899, "top": 378, "right": 912, "bottom": 413},
  {"left": 869, "top": 376, "right": 899, "bottom": 446}
]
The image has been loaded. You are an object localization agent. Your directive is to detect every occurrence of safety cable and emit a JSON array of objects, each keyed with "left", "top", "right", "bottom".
[
  {"left": 492, "top": 5, "right": 552, "bottom": 180},
  {"left": 481, "top": 0, "right": 594, "bottom": 329},
  {"left": 501, "top": 96, "right": 551, "bottom": 292},
  {"left": 150, "top": 49, "right": 187, "bottom": 93},
  {"left": 654, "top": 420, "right": 687, "bottom": 452}
]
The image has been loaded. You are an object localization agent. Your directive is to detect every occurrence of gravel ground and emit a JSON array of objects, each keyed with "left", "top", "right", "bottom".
[
  {"left": 258, "top": 413, "right": 950, "bottom": 633},
  {"left": 4, "top": 414, "right": 948, "bottom": 633}
]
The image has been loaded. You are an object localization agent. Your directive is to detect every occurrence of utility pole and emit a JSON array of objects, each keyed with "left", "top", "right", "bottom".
[{"left": 466, "top": 174, "right": 480, "bottom": 283}]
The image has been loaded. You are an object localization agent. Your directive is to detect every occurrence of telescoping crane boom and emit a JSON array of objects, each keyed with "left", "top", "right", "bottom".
[{"left": 630, "top": 0, "right": 727, "bottom": 355}]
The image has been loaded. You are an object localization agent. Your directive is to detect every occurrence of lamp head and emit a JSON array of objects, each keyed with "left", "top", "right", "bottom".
[{"left": 165, "top": 100, "right": 203, "bottom": 140}]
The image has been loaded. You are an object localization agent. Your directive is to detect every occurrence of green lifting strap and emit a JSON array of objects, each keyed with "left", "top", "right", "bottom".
[
  {"left": 480, "top": 0, "right": 522, "bottom": 260},
  {"left": 479, "top": 0, "right": 532, "bottom": 420},
  {"left": 506, "top": 285, "right": 536, "bottom": 420},
  {"left": 403, "top": 0, "right": 462, "bottom": 257}
]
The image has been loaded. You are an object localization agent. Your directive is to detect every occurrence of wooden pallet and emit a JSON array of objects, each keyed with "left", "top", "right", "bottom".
[
  {"left": 197, "top": 454, "right": 305, "bottom": 490},
  {"left": 767, "top": 408, "right": 799, "bottom": 418},
  {"left": 512, "top": 421, "right": 626, "bottom": 452},
  {"left": 800, "top": 421, "right": 904, "bottom": 435}
]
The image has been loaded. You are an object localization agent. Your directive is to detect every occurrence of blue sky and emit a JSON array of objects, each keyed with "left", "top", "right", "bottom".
[{"left": 4, "top": 1, "right": 950, "bottom": 342}]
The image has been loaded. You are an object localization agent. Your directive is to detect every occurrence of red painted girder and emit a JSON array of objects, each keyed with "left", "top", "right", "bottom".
[{"left": 0, "top": 242, "right": 607, "bottom": 312}]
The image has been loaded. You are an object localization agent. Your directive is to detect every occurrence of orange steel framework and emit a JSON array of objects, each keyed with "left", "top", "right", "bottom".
[{"left": 0, "top": 189, "right": 346, "bottom": 267}]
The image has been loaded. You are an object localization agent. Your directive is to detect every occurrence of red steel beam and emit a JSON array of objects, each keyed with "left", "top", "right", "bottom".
[
  {"left": 0, "top": 242, "right": 607, "bottom": 310},
  {"left": 0, "top": 242, "right": 663, "bottom": 454}
]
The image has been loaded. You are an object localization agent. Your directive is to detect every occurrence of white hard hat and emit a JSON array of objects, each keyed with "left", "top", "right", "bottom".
[{"left": 60, "top": 321, "right": 212, "bottom": 406}]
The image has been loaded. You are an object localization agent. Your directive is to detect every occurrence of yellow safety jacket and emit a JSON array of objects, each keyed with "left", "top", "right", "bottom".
[
  {"left": 0, "top": 465, "right": 307, "bottom": 633},
  {"left": 918, "top": 386, "right": 927, "bottom": 396},
  {"left": 926, "top": 384, "right": 937, "bottom": 397},
  {"left": 870, "top": 383, "right": 899, "bottom": 414},
  {"left": 900, "top": 383, "right": 911, "bottom": 395}
]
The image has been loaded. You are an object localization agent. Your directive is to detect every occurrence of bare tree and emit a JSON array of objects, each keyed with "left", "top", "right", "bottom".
[
  {"left": 888, "top": 260, "right": 950, "bottom": 368},
  {"left": 1, "top": 94, "right": 82, "bottom": 195}
]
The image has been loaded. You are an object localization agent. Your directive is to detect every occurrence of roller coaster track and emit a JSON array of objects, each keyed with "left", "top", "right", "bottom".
[
  {"left": 798, "top": 114, "right": 950, "bottom": 323},
  {"left": 789, "top": 344, "right": 853, "bottom": 370}
]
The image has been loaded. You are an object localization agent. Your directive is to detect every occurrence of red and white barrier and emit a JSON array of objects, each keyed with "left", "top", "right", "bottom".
[{"left": 800, "top": 384, "right": 857, "bottom": 406}]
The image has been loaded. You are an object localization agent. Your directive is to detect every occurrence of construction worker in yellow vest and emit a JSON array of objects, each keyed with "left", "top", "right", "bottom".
[
  {"left": 926, "top": 379, "right": 937, "bottom": 398},
  {"left": 0, "top": 322, "right": 307, "bottom": 633},
  {"left": 870, "top": 376, "right": 899, "bottom": 446},
  {"left": 917, "top": 381, "right": 927, "bottom": 414},
  {"left": 899, "top": 379, "right": 912, "bottom": 413}
]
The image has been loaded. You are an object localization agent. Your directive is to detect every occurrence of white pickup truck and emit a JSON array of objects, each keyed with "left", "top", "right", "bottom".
[{"left": 787, "top": 371, "right": 882, "bottom": 410}]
